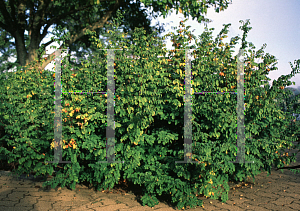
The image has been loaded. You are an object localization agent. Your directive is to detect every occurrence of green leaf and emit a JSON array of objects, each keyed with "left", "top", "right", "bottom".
[
  {"left": 127, "top": 124, "right": 134, "bottom": 132},
  {"left": 115, "top": 122, "right": 122, "bottom": 128},
  {"left": 25, "top": 160, "right": 32, "bottom": 168}
]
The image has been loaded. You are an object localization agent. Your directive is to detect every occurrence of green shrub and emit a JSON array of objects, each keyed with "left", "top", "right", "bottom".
[{"left": 1, "top": 11, "right": 300, "bottom": 210}]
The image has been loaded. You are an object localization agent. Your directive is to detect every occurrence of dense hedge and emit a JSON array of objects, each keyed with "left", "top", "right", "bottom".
[{"left": 1, "top": 11, "right": 300, "bottom": 210}]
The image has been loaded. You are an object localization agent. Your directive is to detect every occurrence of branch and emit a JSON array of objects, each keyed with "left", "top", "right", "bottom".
[
  {"left": 9, "top": 0, "right": 16, "bottom": 25},
  {"left": 40, "top": 2, "right": 97, "bottom": 37},
  {"left": 38, "top": 2, "right": 95, "bottom": 43},
  {"left": 28, "top": 0, "right": 36, "bottom": 39},
  {"left": 40, "top": 39, "right": 56, "bottom": 50},
  {"left": 0, "top": 0, "right": 15, "bottom": 31},
  {"left": 32, "top": 0, "right": 49, "bottom": 36},
  {"left": 38, "top": 0, "right": 122, "bottom": 71},
  {"left": 16, "top": 1, "right": 27, "bottom": 31},
  {"left": 66, "top": 0, "right": 121, "bottom": 46},
  {"left": 0, "top": 20, "right": 13, "bottom": 34},
  {"left": 276, "top": 164, "right": 300, "bottom": 170}
]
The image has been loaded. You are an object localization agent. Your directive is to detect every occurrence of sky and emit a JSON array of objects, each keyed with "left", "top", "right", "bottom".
[{"left": 2, "top": 0, "right": 300, "bottom": 98}]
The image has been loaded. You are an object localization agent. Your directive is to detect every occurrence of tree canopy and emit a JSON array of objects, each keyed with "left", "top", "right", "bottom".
[{"left": 0, "top": 0, "right": 233, "bottom": 74}]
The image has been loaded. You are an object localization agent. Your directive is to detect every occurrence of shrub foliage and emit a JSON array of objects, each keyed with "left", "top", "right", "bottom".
[{"left": 1, "top": 10, "right": 300, "bottom": 210}]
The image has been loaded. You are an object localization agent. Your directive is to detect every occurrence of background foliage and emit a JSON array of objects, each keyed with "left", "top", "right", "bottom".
[{"left": 0, "top": 0, "right": 233, "bottom": 75}]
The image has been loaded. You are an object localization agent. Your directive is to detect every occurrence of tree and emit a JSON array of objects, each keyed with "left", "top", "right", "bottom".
[
  {"left": 0, "top": 29, "right": 19, "bottom": 75},
  {"left": 0, "top": 0, "right": 233, "bottom": 75}
]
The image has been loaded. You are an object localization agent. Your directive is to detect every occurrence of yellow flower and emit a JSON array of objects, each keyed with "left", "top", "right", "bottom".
[{"left": 50, "top": 142, "right": 54, "bottom": 149}]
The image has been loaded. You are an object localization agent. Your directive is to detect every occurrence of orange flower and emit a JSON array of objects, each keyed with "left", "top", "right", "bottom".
[{"left": 219, "top": 72, "right": 225, "bottom": 77}]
